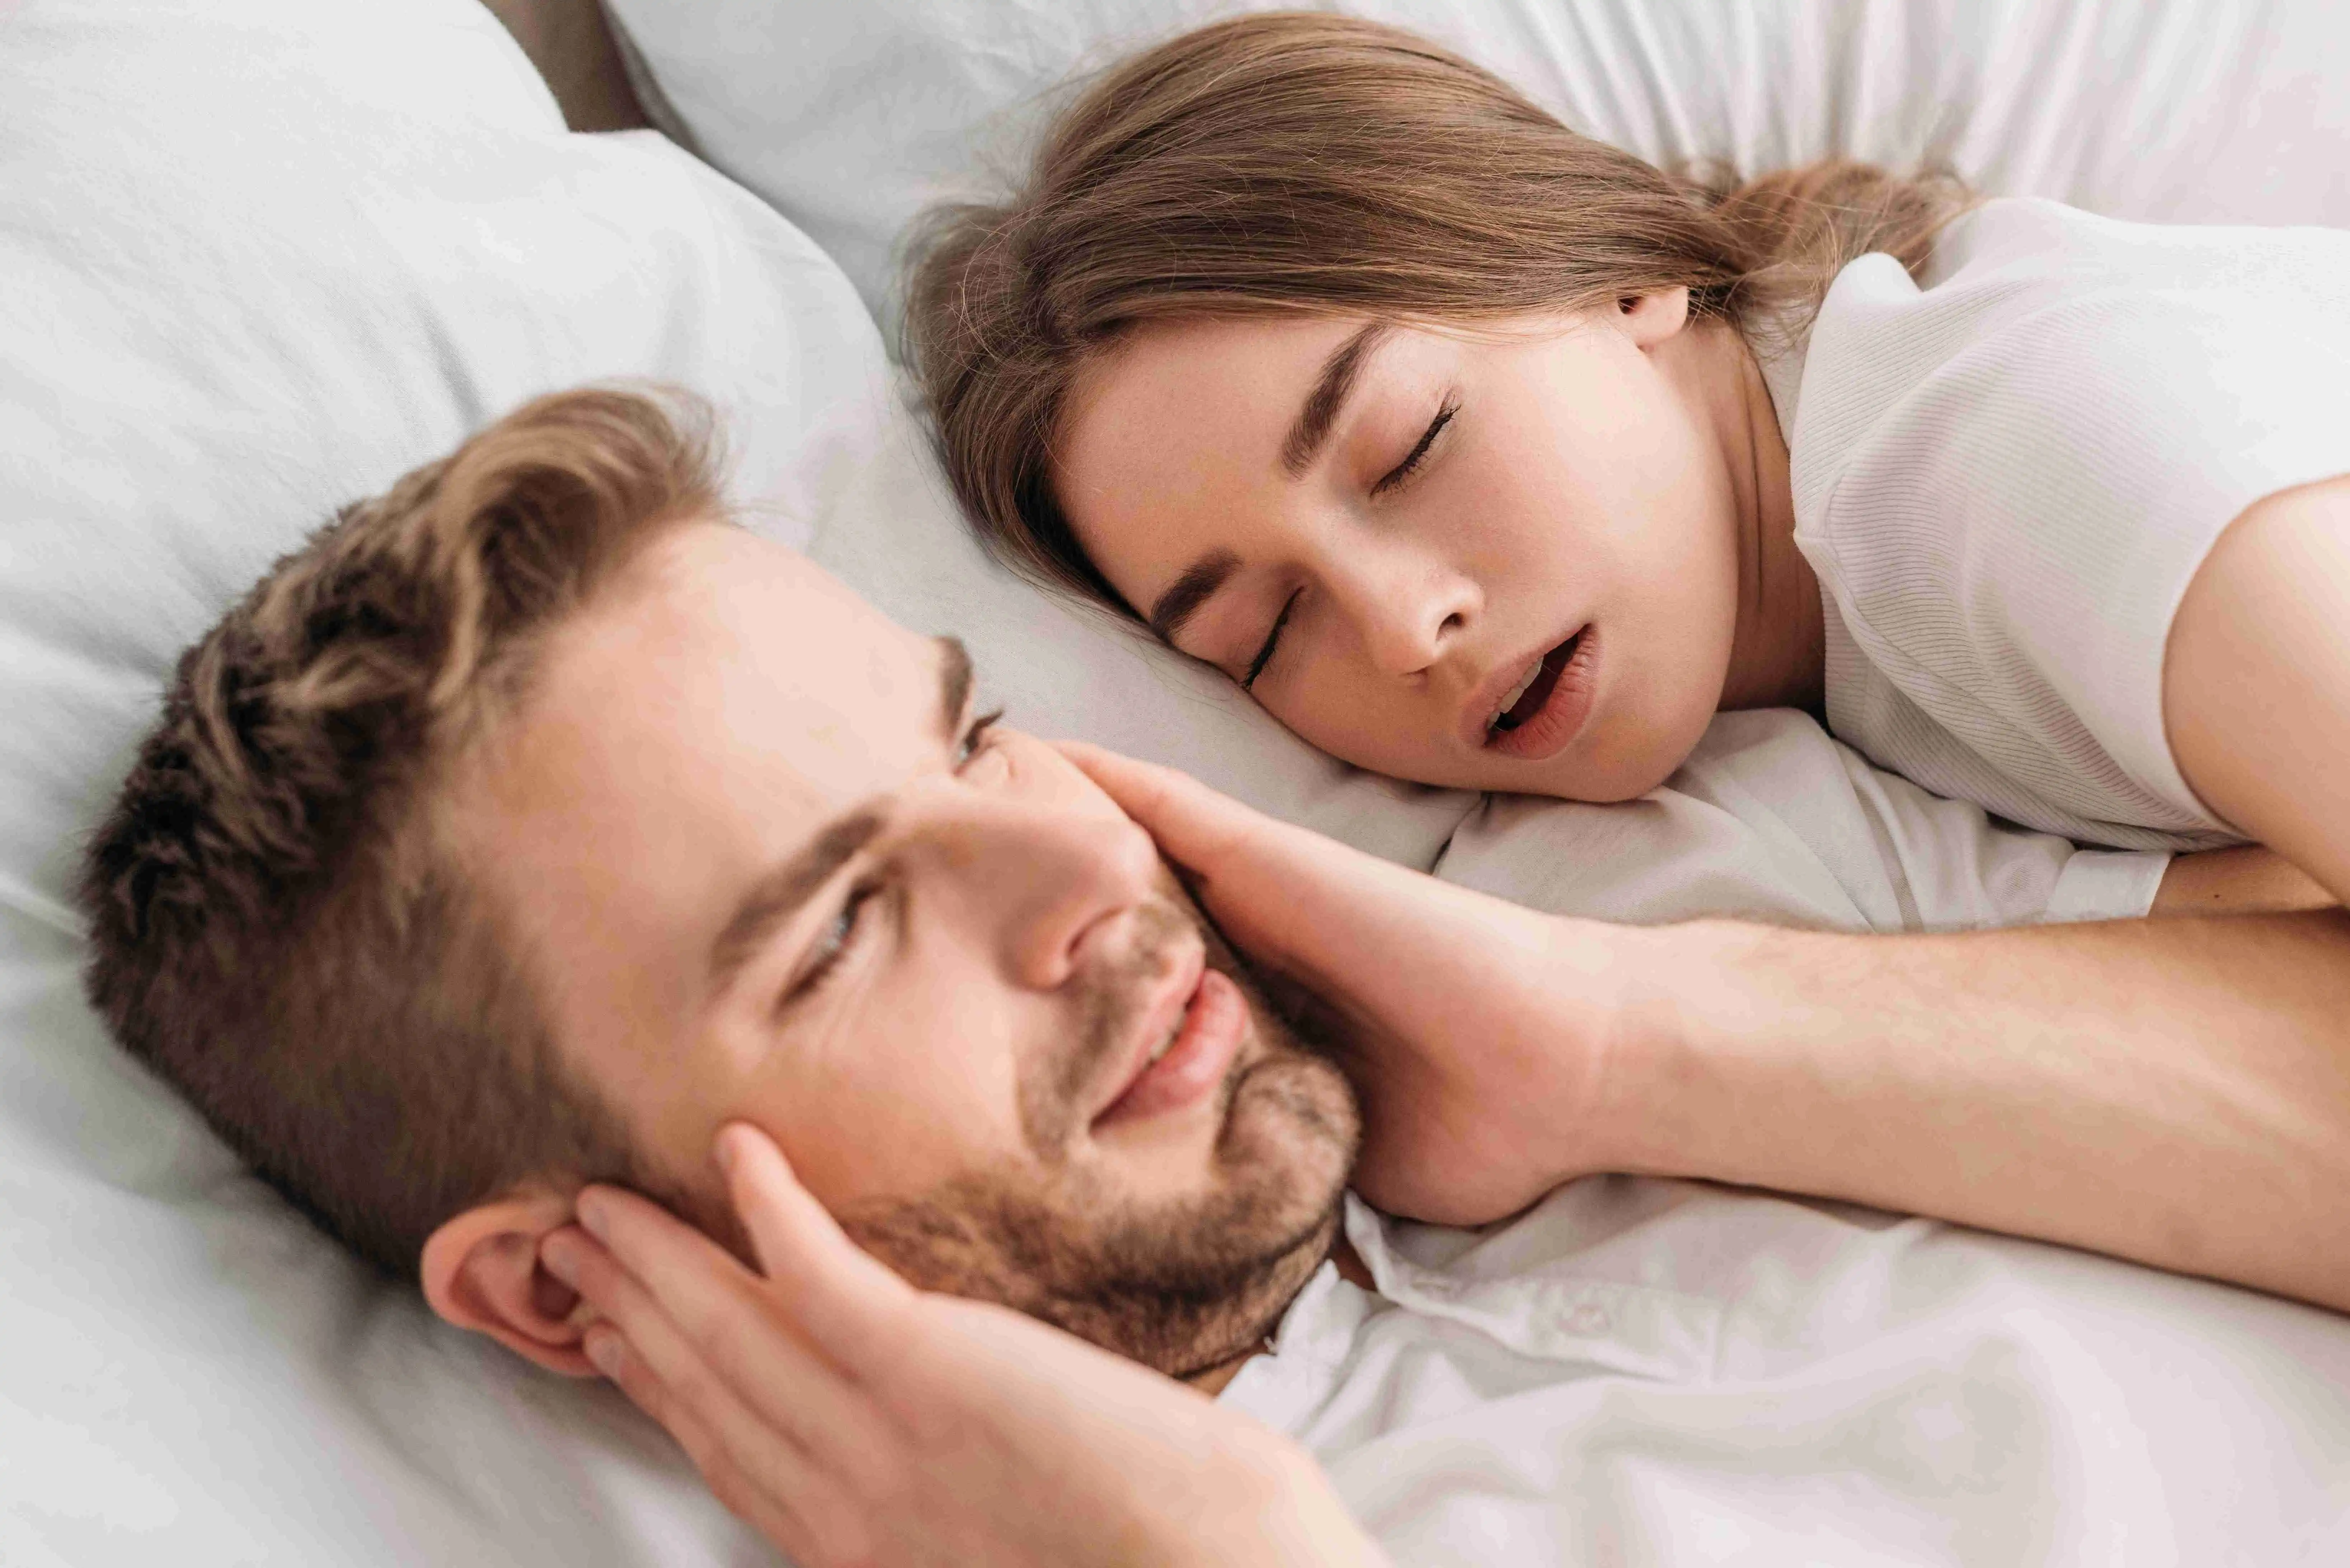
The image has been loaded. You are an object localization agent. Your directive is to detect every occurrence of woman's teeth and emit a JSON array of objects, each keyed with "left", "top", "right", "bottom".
[{"left": 1490, "top": 660, "right": 1541, "bottom": 730}]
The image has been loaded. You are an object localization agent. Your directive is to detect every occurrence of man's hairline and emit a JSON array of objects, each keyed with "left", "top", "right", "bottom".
[{"left": 407, "top": 505, "right": 794, "bottom": 1259}]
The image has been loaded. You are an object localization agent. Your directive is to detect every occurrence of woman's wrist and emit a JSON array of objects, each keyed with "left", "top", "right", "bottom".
[
  {"left": 1577, "top": 917, "right": 1797, "bottom": 1183},
  {"left": 1132, "top": 1434, "right": 1382, "bottom": 1568}
]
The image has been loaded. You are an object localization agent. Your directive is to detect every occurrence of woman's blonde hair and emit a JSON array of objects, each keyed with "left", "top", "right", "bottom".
[{"left": 904, "top": 11, "right": 1970, "bottom": 611}]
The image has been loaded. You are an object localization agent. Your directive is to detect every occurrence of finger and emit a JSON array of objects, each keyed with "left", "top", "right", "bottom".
[
  {"left": 549, "top": 1218, "right": 859, "bottom": 1475},
  {"left": 711, "top": 1124, "right": 927, "bottom": 1379},
  {"left": 1053, "top": 741, "right": 1270, "bottom": 876},
  {"left": 585, "top": 1323, "right": 820, "bottom": 1563}
]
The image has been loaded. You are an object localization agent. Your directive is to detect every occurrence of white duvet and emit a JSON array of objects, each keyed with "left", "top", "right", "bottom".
[{"left": 4, "top": 1, "right": 2348, "bottom": 1563}]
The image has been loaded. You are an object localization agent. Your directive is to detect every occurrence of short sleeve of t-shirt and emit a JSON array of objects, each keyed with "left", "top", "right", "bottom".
[{"left": 1786, "top": 198, "right": 2350, "bottom": 851}]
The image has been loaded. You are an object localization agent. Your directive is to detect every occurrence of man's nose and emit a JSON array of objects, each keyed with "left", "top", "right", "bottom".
[
  {"left": 1328, "top": 544, "right": 1478, "bottom": 678},
  {"left": 930, "top": 793, "right": 1164, "bottom": 990}
]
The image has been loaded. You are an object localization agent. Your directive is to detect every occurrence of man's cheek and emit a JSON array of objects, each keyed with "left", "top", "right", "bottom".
[{"left": 805, "top": 988, "right": 1029, "bottom": 1199}]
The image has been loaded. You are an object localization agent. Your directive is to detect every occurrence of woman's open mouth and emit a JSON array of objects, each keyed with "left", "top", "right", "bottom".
[{"left": 1480, "top": 626, "right": 1598, "bottom": 761}]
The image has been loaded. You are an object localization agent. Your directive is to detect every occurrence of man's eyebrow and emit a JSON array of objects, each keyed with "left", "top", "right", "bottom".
[
  {"left": 1280, "top": 321, "right": 1392, "bottom": 479},
  {"left": 934, "top": 634, "right": 974, "bottom": 745},
  {"left": 709, "top": 808, "right": 888, "bottom": 993},
  {"left": 1147, "top": 549, "right": 1240, "bottom": 644}
]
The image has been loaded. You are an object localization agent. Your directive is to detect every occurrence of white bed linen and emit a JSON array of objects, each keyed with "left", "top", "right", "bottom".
[
  {"left": 3, "top": 3, "right": 2345, "bottom": 1566},
  {"left": 1228, "top": 1190, "right": 2350, "bottom": 1563},
  {"left": 603, "top": 0, "right": 2350, "bottom": 328}
]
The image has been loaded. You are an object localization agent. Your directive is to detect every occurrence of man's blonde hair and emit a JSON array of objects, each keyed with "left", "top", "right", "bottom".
[{"left": 82, "top": 387, "right": 723, "bottom": 1276}]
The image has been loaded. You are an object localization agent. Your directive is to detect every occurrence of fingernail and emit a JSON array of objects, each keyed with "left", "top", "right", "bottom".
[
  {"left": 576, "top": 1192, "right": 610, "bottom": 1243},
  {"left": 540, "top": 1232, "right": 581, "bottom": 1287},
  {"left": 584, "top": 1328, "right": 621, "bottom": 1378},
  {"left": 713, "top": 1126, "right": 741, "bottom": 1176}
]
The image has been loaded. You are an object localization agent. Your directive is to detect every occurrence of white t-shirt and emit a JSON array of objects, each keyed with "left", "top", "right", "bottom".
[
  {"left": 1220, "top": 1187, "right": 2350, "bottom": 1564},
  {"left": 1774, "top": 198, "right": 2350, "bottom": 852}
]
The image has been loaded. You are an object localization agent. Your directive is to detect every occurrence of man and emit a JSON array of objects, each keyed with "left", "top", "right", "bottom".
[{"left": 83, "top": 388, "right": 2350, "bottom": 1565}]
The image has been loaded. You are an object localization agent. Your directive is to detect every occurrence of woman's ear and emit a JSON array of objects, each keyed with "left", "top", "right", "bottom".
[
  {"left": 1618, "top": 286, "right": 1692, "bottom": 348},
  {"left": 420, "top": 1189, "right": 596, "bottom": 1377}
]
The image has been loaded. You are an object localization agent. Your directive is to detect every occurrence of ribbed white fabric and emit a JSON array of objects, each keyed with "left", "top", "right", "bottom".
[{"left": 1783, "top": 198, "right": 2350, "bottom": 851}]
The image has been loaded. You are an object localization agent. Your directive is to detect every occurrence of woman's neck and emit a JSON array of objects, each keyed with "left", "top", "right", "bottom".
[{"left": 1709, "top": 323, "right": 1824, "bottom": 715}]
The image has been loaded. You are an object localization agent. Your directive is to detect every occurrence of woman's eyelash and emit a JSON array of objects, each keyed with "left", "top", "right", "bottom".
[
  {"left": 1244, "top": 589, "right": 1301, "bottom": 689},
  {"left": 787, "top": 882, "right": 880, "bottom": 1007},
  {"left": 1372, "top": 397, "right": 1459, "bottom": 496}
]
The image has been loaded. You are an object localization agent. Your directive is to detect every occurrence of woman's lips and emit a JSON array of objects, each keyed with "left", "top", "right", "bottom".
[
  {"left": 1094, "top": 968, "right": 1246, "bottom": 1129},
  {"left": 1484, "top": 626, "right": 1598, "bottom": 761}
]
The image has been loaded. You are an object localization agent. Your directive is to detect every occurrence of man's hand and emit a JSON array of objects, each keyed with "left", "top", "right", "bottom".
[
  {"left": 540, "top": 1124, "right": 1385, "bottom": 1568},
  {"left": 1064, "top": 742, "right": 1639, "bottom": 1225}
]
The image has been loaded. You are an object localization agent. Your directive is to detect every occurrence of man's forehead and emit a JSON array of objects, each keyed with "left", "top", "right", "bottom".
[
  {"left": 638, "top": 525, "right": 964, "bottom": 795},
  {"left": 469, "top": 525, "right": 977, "bottom": 1021}
]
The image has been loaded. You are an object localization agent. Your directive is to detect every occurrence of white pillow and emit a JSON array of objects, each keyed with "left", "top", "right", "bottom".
[
  {"left": 604, "top": 0, "right": 2350, "bottom": 329},
  {"left": 0, "top": 2, "right": 888, "bottom": 1562}
]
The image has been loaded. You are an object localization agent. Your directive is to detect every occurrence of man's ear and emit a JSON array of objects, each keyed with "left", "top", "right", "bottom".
[
  {"left": 420, "top": 1189, "right": 596, "bottom": 1378},
  {"left": 1618, "top": 285, "right": 1692, "bottom": 348}
]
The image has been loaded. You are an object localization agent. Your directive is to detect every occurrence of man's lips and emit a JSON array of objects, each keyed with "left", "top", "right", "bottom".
[
  {"left": 1460, "top": 625, "right": 1598, "bottom": 759},
  {"left": 1091, "top": 957, "right": 1247, "bottom": 1131}
]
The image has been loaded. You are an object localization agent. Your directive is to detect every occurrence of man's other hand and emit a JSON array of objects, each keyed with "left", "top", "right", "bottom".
[{"left": 540, "top": 1124, "right": 1384, "bottom": 1568}]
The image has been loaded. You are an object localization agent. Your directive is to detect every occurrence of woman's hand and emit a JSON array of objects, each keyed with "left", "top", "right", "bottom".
[
  {"left": 539, "top": 1123, "right": 1383, "bottom": 1568},
  {"left": 1061, "top": 742, "right": 1646, "bottom": 1225}
]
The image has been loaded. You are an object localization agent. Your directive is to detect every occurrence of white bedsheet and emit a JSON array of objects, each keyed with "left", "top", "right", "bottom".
[{"left": 4, "top": 2, "right": 2348, "bottom": 1564}]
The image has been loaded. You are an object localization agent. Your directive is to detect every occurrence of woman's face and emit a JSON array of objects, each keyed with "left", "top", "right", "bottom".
[{"left": 1056, "top": 295, "right": 1747, "bottom": 800}]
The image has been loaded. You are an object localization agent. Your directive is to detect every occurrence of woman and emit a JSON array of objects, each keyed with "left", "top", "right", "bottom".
[{"left": 906, "top": 12, "right": 2350, "bottom": 903}]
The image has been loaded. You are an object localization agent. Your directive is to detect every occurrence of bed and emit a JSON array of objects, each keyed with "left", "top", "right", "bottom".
[{"left": 4, "top": 2, "right": 2348, "bottom": 1562}]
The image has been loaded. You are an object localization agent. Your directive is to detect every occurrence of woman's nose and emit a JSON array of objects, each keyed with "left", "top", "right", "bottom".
[
  {"left": 929, "top": 794, "right": 1164, "bottom": 990},
  {"left": 1331, "top": 548, "right": 1478, "bottom": 677}
]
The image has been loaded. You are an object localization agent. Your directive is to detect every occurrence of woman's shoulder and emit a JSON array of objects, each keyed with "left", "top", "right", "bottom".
[
  {"left": 1789, "top": 197, "right": 2350, "bottom": 536},
  {"left": 1919, "top": 195, "right": 2350, "bottom": 295}
]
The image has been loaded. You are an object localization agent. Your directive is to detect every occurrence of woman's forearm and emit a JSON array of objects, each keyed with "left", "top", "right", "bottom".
[{"left": 1603, "top": 909, "right": 2350, "bottom": 1311}]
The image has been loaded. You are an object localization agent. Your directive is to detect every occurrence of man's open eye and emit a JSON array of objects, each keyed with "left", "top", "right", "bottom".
[
  {"left": 956, "top": 708, "right": 1004, "bottom": 769},
  {"left": 788, "top": 882, "right": 880, "bottom": 1005}
]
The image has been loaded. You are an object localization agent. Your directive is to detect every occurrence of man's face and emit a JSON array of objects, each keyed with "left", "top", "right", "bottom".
[{"left": 459, "top": 523, "right": 1357, "bottom": 1376}]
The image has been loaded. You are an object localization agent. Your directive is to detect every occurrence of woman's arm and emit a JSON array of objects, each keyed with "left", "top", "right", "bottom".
[
  {"left": 1609, "top": 909, "right": 2350, "bottom": 1313},
  {"left": 1070, "top": 744, "right": 2350, "bottom": 1313},
  {"left": 2151, "top": 844, "right": 2335, "bottom": 915},
  {"left": 2168, "top": 474, "right": 2350, "bottom": 906}
]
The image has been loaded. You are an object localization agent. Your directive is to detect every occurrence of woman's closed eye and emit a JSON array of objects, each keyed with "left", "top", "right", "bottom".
[
  {"left": 1244, "top": 588, "right": 1302, "bottom": 690},
  {"left": 1372, "top": 396, "right": 1458, "bottom": 497}
]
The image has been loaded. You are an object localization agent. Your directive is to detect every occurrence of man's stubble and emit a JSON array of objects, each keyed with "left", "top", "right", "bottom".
[{"left": 838, "top": 899, "right": 1360, "bottom": 1379}]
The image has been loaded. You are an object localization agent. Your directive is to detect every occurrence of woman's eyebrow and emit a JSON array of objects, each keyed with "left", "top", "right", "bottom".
[
  {"left": 1148, "top": 549, "right": 1239, "bottom": 643},
  {"left": 1280, "top": 321, "right": 1392, "bottom": 477}
]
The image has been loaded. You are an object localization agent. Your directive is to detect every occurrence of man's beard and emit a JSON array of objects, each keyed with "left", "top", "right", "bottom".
[{"left": 837, "top": 901, "right": 1360, "bottom": 1380}]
